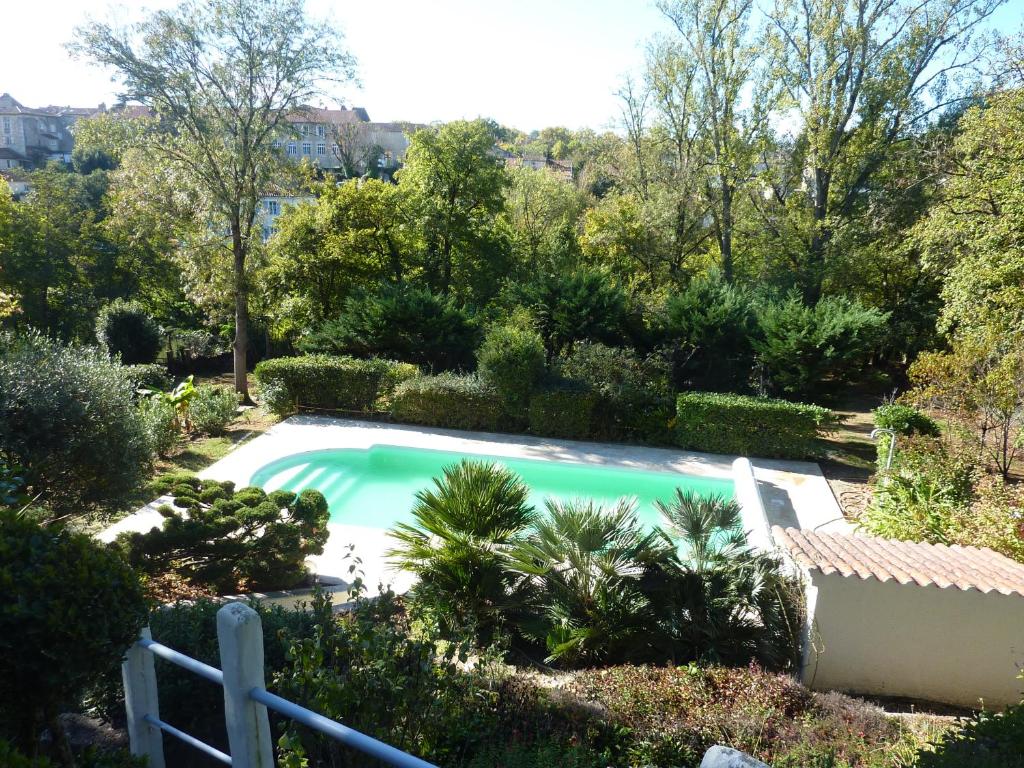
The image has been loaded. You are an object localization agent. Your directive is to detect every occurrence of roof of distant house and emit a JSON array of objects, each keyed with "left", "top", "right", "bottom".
[
  {"left": 286, "top": 105, "right": 371, "bottom": 125},
  {"left": 772, "top": 526, "right": 1024, "bottom": 597}
]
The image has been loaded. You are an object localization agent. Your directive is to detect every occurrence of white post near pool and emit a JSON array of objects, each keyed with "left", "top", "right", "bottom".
[
  {"left": 122, "top": 627, "right": 166, "bottom": 768},
  {"left": 217, "top": 602, "right": 275, "bottom": 768}
]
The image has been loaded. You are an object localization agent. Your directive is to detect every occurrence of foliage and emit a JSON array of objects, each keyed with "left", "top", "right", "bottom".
[
  {"left": 116, "top": 473, "right": 329, "bottom": 592},
  {"left": 120, "top": 362, "right": 172, "bottom": 393},
  {"left": 95, "top": 298, "right": 161, "bottom": 364},
  {"left": 301, "top": 282, "right": 479, "bottom": 371},
  {"left": 189, "top": 384, "right": 239, "bottom": 436},
  {"left": 0, "top": 742, "right": 146, "bottom": 768},
  {"left": 654, "top": 490, "right": 802, "bottom": 670},
  {"left": 510, "top": 268, "right": 633, "bottom": 356},
  {"left": 915, "top": 701, "right": 1024, "bottom": 768},
  {"left": 661, "top": 274, "right": 758, "bottom": 391},
  {"left": 253, "top": 354, "right": 418, "bottom": 416},
  {"left": 390, "top": 373, "right": 505, "bottom": 432},
  {"left": 0, "top": 462, "right": 29, "bottom": 509},
  {"left": 0, "top": 331, "right": 152, "bottom": 513},
  {"left": 511, "top": 499, "right": 670, "bottom": 665},
  {"left": 872, "top": 403, "right": 940, "bottom": 469},
  {"left": 752, "top": 295, "right": 888, "bottom": 400},
  {"left": 0, "top": 514, "right": 148, "bottom": 759},
  {"left": 140, "top": 374, "right": 196, "bottom": 433},
  {"left": 675, "top": 392, "right": 836, "bottom": 459},
  {"left": 528, "top": 386, "right": 601, "bottom": 441},
  {"left": 138, "top": 396, "right": 180, "bottom": 458},
  {"left": 388, "top": 460, "right": 536, "bottom": 644},
  {"left": 476, "top": 319, "right": 547, "bottom": 418}
]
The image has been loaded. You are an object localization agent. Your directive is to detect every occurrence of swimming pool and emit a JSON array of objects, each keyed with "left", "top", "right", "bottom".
[{"left": 249, "top": 444, "right": 734, "bottom": 530}]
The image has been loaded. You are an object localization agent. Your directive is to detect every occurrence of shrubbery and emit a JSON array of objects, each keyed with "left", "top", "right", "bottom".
[
  {"left": 390, "top": 373, "right": 505, "bottom": 432},
  {"left": 95, "top": 299, "right": 161, "bottom": 365},
  {"left": 300, "top": 283, "right": 479, "bottom": 371},
  {"left": 675, "top": 392, "right": 837, "bottom": 459},
  {"left": 254, "top": 354, "right": 418, "bottom": 416},
  {"left": 189, "top": 384, "right": 239, "bottom": 435},
  {"left": 120, "top": 362, "right": 172, "bottom": 393},
  {"left": 477, "top": 320, "right": 546, "bottom": 420},
  {"left": 0, "top": 514, "right": 148, "bottom": 758},
  {"left": 117, "top": 474, "right": 330, "bottom": 592},
  {"left": 138, "top": 396, "right": 179, "bottom": 457},
  {"left": 528, "top": 386, "right": 600, "bottom": 441},
  {"left": 872, "top": 402, "right": 939, "bottom": 468},
  {"left": 0, "top": 332, "right": 152, "bottom": 512}
]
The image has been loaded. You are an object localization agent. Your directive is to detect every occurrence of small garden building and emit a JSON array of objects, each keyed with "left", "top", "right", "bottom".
[{"left": 774, "top": 526, "right": 1024, "bottom": 708}]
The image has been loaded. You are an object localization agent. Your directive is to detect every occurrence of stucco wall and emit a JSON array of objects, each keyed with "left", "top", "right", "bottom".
[{"left": 801, "top": 571, "right": 1024, "bottom": 708}]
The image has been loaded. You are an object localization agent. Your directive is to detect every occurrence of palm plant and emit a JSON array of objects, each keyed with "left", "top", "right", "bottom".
[
  {"left": 511, "top": 498, "right": 672, "bottom": 666},
  {"left": 653, "top": 489, "right": 801, "bottom": 669},
  {"left": 388, "top": 460, "right": 536, "bottom": 644}
]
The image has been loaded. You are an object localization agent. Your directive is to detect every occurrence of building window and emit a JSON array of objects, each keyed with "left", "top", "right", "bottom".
[
  {"left": 317, "top": 124, "right": 325, "bottom": 137},
  {"left": 301, "top": 124, "right": 309, "bottom": 135},
  {"left": 265, "top": 199, "right": 280, "bottom": 215},
  {"left": 286, "top": 142, "right": 297, "bottom": 156},
  {"left": 271, "top": 139, "right": 281, "bottom": 149},
  {"left": 1, "top": 117, "right": 10, "bottom": 134},
  {"left": 317, "top": 143, "right": 326, "bottom": 156},
  {"left": 331, "top": 143, "right": 339, "bottom": 156},
  {"left": 262, "top": 226, "right": 272, "bottom": 242},
  {"left": 302, "top": 142, "right": 311, "bottom": 155}
]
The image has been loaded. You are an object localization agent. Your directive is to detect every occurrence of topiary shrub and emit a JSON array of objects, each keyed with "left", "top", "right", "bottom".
[
  {"left": 0, "top": 331, "right": 152, "bottom": 513},
  {"left": 300, "top": 283, "right": 479, "bottom": 371},
  {"left": 477, "top": 321, "right": 546, "bottom": 420},
  {"left": 189, "top": 385, "right": 239, "bottom": 436},
  {"left": 528, "top": 387, "right": 600, "bottom": 441},
  {"left": 391, "top": 373, "right": 505, "bottom": 432},
  {"left": 675, "top": 392, "right": 837, "bottom": 459},
  {"left": 117, "top": 474, "right": 330, "bottom": 593},
  {"left": 253, "top": 355, "right": 418, "bottom": 416},
  {"left": 872, "top": 402, "right": 940, "bottom": 469},
  {"left": 121, "top": 362, "right": 172, "bottom": 393},
  {"left": 0, "top": 514, "right": 148, "bottom": 757},
  {"left": 95, "top": 299, "right": 161, "bottom": 365}
]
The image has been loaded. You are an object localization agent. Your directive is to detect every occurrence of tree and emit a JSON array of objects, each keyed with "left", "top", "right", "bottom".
[
  {"left": 72, "top": 0, "right": 356, "bottom": 400},
  {"left": 399, "top": 120, "right": 509, "bottom": 296},
  {"left": 503, "top": 166, "right": 585, "bottom": 275},
  {"left": 764, "top": 0, "right": 1003, "bottom": 302}
]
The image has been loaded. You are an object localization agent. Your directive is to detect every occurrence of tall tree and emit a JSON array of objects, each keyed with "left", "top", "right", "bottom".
[
  {"left": 72, "top": 0, "right": 355, "bottom": 399},
  {"left": 765, "top": 0, "right": 1004, "bottom": 302}
]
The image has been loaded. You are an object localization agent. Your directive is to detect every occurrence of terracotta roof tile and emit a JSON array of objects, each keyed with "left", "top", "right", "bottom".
[{"left": 772, "top": 526, "right": 1024, "bottom": 597}]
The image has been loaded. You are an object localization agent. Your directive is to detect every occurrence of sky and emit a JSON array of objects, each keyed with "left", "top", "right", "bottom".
[{"left": 1, "top": 0, "right": 1022, "bottom": 134}]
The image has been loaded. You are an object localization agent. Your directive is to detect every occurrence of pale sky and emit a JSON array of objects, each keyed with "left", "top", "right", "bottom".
[
  {"left": 0, "top": 0, "right": 670, "bottom": 132},
  {"left": 1, "top": 0, "right": 1021, "bottom": 133}
]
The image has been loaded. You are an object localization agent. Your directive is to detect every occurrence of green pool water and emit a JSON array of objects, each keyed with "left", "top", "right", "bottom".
[{"left": 249, "top": 445, "right": 734, "bottom": 530}]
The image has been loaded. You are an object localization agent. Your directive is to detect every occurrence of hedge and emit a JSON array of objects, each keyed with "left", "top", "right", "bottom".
[
  {"left": 253, "top": 355, "right": 419, "bottom": 415},
  {"left": 674, "top": 392, "right": 836, "bottom": 459},
  {"left": 528, "top": 388, "right": 600, "bottom": 441},
  {"left": 390, "top": 373, "right": 505, "bottom": 432}
]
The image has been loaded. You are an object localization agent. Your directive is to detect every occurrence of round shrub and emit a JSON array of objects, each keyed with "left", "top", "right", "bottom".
[
  {"left": 121, "top": 362, "right": 172, "bottom": 393},
  {"left": 477, "top": 322, "right": 546, "bottom": 417},
  {"left": 190, "top": 385, "right": 239, "bottom": 436},
  {"left": 0, "top": 514, "right": 148, "bottom": 753},
  {"left": 0, "top": 332, "right": 153, "bottom": 512},
  {"left": 95, "top": 299, "right": 161, "bottom": 365}
]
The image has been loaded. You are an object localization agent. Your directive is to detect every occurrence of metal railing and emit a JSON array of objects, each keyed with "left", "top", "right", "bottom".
[{"left": 122, "top": 602, "right": 438, "bottom": 768}]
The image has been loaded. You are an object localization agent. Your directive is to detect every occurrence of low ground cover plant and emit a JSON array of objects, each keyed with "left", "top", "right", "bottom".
[{"left": 116, "top": 473, "right": 330, "bottom": 593}]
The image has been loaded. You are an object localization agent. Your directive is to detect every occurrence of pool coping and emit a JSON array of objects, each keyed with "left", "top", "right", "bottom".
[{"left": 101, "top": 415, "right": 849, "bottom": 595}]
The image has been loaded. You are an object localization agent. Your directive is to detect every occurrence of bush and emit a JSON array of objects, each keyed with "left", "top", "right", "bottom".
[
  {"left": 253, "top": 354, "right": 418, "bottom": 416},
  {"left": 0, "top": 514, "right": 148, "bottom": 756},
  {"left": 117, "top": 474, "right": 330, "bottom": 592},
  {"left": 661, "top": 274, "right": 757, "bottom": 391},
  {"left": 477, "top": 321, "right": 546, "bottom": 418},
  {"left": 675, "top": 392, "right": 837, "bottom": 459},
  {"left": 390, "top": 373, "right": 505, "bottom": 432},
  {"left": 528, "top": 387, "right": 600, "bottom": 441},
  {"left": 753, "top": 294, "right": 888, "bottom": 400},
  {"left": 120, "top": 362, "right": 172, "bottom": 393},
  {"left": 915, "top": 701, "right": 1024, "bottom": 768},
  {"left": 138, "top": 396, "right": 179, "bottom": 458},
  {"left": 300, "top": 283, "right": 479, "bottom": 371},
  {"left": 189, "top": 384, "right": 239, "bottom": 436},
  {"left": 872, "top": 402, "right": 940, "bottom": 468},
  {"left": 95, "top": 299, "right": 161, "bottom": 365},
  {"left": 0, "top": 331, "right": 152, "bottom": 513}
]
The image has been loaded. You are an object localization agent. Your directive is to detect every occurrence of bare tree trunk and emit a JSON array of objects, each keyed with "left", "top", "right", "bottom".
[
  {"left": 803, "top": 168, "right": 831, "bottom": 304},
  {"left": 721, "top": 185, "right": 734, "bottom": 283},
  {"left": 231, "top": 220, "right": 251, "bottom": 403}
]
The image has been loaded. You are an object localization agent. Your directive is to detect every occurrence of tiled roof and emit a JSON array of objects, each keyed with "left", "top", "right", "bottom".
[{"left": 772, "top": 526, "right": 1024, "bottom": 597}]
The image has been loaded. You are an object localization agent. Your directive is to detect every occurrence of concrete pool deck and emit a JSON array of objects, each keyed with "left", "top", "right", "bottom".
[{"left": 101, "top": 415, "right": 849, "bottom": 597}]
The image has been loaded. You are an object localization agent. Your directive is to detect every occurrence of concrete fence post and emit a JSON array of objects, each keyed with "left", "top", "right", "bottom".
[
  {"left": 122, "top": 627, "right": 166, "bottom": 768},
  {"left": 217, "top": 602, "right": 274, "bottom": 768}
]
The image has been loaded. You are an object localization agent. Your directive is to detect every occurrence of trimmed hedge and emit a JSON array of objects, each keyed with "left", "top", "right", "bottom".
[
  {"left": 390, "top": 374, "right": 505, "bottom": 432},
  {"left": 529, "top": 388, "right": 600, "bottom": 441},
  {"left": 675, "top": 392, "right": 836, "bottom": 459},
  {"left": 254, "top": 355, "right": 419, "bottom": 415}
]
